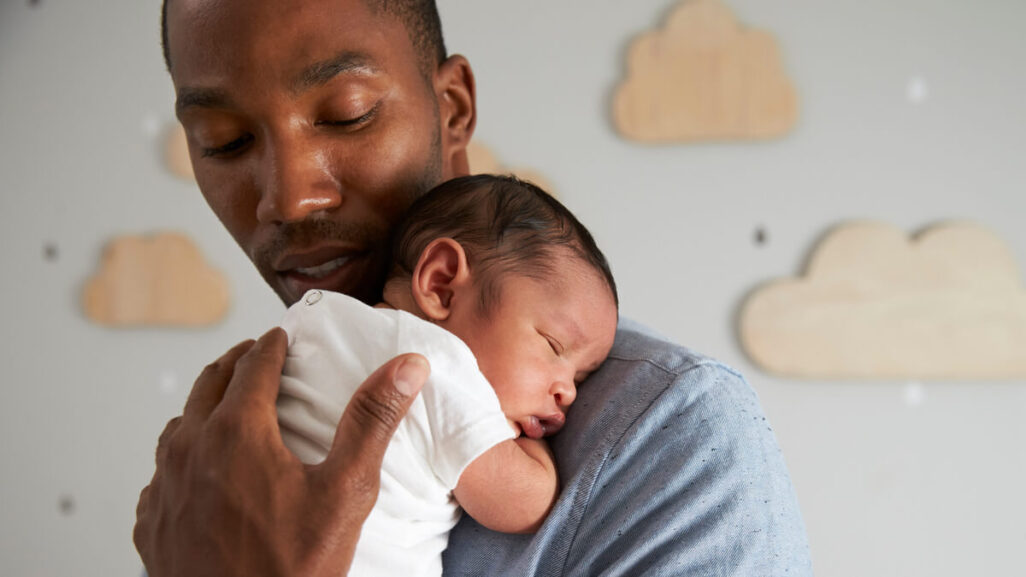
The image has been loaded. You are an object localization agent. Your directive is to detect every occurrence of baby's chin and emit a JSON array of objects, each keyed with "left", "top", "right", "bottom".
[{"left": 508, "top": 418, "right": 522, "bottom": 438}]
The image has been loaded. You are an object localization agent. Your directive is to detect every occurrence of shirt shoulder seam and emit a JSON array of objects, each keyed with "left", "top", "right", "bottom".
[{"left": 605, "top": 349, "right": 745, "bottom": 383}]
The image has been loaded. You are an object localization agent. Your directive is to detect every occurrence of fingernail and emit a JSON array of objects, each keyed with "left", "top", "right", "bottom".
[{"left": 394, "top": 356, "right": 429, "bottom": 396}]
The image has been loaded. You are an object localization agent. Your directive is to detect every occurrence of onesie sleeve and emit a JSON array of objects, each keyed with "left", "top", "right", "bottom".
[{"left": 396, "top": 312, "right": 515, "bottom": 490}]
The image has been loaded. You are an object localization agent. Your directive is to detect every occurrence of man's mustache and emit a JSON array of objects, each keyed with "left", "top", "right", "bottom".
[{"left": 252, "top": 219, "right": 387, "bottom": 265}]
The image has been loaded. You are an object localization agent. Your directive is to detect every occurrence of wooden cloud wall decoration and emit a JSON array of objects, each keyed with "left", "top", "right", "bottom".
[
  {"left": 613, "top": 0, "right": 798, "bottom": 143},
  {"left": 739, "top": 222, "right": 1026, "bottom": 380},
  {"left": 164, "top": 123, "right": 195, "bottom": 181},
  {"left": 83, "top": 232, "right": 230, "bottom": 327},
  {"left": 466, "top": 142, "right": 557, "bottom": 196}
]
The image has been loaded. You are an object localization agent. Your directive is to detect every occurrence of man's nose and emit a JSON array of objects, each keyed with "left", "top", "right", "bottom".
[{"left": 256, "top": 135, "right": 342, "bottom": 224}]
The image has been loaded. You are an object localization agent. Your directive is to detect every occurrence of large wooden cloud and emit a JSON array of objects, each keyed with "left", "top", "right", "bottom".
[
  {"left": 613, "top": 0, "right": 797, "bottom": 143},
  {"left": 466, "top": 142, "right": 556, "bottom": 196},
  {"left": 739, "top": 222, "right": 1026, "bottom": 380},
  {"left": 83, "top": 232, "right": 230, "bottom": 327}
]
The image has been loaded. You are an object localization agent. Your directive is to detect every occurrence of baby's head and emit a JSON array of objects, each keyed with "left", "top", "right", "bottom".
[{"left": 382, "top": 174, "right": 618, "bottom": 438}]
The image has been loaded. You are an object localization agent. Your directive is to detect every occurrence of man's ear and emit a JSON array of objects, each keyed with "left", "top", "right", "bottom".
[
  {"left": 434, "top": 55, "right": 477, "bottom": 179},
  {"left": 411, "top": 238, "right": 472, "bottom": 321}
]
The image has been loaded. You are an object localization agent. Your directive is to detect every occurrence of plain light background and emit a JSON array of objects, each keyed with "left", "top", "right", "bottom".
[{"left": 1, "top": 0, "right": 1024, "bottom": 575}]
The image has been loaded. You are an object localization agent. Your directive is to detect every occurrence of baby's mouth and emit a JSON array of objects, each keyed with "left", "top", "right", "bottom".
[
  {"left": 538, "top": 413, "right": 566, "bottom": 436},
  {"left": 519, "top": 417, "right": 545, "bottom": 440},
  {"left": 519, "top": 413, "right": 566, "bottom": 439}
]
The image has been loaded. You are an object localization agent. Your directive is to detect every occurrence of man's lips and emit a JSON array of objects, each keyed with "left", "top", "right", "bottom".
[
  {"left": 273, "top": 245, "right": 368, "bottom": 274},
  {"left": 291, "top": 256, "right": 352, "bottom": 278},
  {"left": 272, "top": 245, "right": 371, "bottom": 300}
]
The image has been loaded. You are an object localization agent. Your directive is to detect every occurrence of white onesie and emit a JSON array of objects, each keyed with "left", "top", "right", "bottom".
[{"left": 277, "top": 289, "right": 514, "bottom": 577}]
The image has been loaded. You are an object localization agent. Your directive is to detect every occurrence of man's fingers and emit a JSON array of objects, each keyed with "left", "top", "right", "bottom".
[
  {"left": 219, "top": 327, "right": 288, "bottom": 414},
  {"left": 320, "top": 354, "right": 429, "bottom": 495},
  {"left": 158, "top": 416, "right": 182, "bottom": 446},
  {"left": 141, "top": 415, "right": 178, "bottom": 547},
  {"left": 182, "top": 339, "right": 256, "bottom": 421},
  {"left": 135, "top": 484, "right": 151, "bottom": 523},
  {"left": 153, "top": 416, "right": 182, "bottom": 470}
]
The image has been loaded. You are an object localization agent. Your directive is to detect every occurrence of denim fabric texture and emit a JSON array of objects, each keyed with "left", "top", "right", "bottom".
[{"left": 442, "top": 320, "right": 814, "bottom": 576}]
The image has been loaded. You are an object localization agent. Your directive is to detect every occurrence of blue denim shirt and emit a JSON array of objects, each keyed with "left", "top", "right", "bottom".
[{"left": 443, "top": 320, "right": 814, "bottom": 576}]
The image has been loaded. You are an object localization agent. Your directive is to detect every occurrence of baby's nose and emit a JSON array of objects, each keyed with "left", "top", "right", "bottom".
[{"left": 553, "top": 380, "right": 577, "bottom": 409}]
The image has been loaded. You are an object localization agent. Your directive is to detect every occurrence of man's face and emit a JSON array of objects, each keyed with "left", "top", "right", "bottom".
[{"left": 167, "top": 0, "right": 472, "bottom": 305}]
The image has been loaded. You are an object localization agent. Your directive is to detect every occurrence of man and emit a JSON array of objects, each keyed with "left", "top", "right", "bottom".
[{"left": 134, "top": 0, "right": 814, "bottom": 575}]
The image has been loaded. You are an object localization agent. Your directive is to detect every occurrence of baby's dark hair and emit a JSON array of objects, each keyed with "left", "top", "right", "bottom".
[{"left": 390, "top": 174, "right": 618, "bottom": 312}]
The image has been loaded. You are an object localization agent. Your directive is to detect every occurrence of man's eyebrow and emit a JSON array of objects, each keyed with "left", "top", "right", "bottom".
[
  {"left": 292, "top": 51, "right": 377, "bottom": 94},
  {"left": 175, "top": 87, "right": 233, "bottom": 114},
  {"left": 173, "top": 52, "right": 375, "bottom": 114}
]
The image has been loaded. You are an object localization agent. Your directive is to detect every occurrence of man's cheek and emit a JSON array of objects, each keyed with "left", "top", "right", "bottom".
[{"left": 363, "top": 140, "right": 433, "bottom": 211}]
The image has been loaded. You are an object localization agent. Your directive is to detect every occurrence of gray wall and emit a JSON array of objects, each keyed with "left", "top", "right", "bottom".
[{"left": 1, "top": 1, "right": 1023, "bottom": 575}]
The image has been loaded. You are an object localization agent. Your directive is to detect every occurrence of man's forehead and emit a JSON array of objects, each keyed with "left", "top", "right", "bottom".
[
  {"left": 167, "top": 0, "right": 414, "bottom": 89},
  {"left": 167, "top": 0, "right": 400, "bottom": 68},
  {"left": 169, "top": 0, "right": 371, "bottom": 18}
]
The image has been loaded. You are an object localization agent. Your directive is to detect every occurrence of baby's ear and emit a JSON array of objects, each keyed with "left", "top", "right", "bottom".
[{"left": 411, "top": 238, "right": 472, "bottom": 321}]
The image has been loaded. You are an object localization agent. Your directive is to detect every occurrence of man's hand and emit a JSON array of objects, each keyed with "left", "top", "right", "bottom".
[{"left": 133, "top": 327, "right": 429, "bottom": 577}]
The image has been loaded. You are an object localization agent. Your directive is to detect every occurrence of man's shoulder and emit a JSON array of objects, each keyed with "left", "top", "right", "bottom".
[
  {"left": 589, "top": 321, "right": 781, "bottom": 481},
  {"left": 561, "top": 321, "right": 812, "bottom": 576},
  {"left": 445, "top": 319, "right": 814, "bottom": 577},
  {"left": 610, "top": 319, "right": 741, "bottom": 375},
  {"left": 597, "top": 319, "right": 755, "bottom": 418}
]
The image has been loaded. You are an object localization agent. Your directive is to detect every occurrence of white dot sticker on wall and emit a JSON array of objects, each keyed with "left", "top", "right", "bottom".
[
  {"left": 159, "top": 370, "right": 180, "bottom": 395},
  {"left": 903, "top": 381, "right": 927, "bottom": 407},
  {"left": 906, "top": 76, "right": 929, "bottom": 104}
]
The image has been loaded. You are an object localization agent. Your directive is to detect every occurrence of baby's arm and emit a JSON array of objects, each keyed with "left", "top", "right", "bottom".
[{"left": 453, "top": 437, "right": 558, "bottom": 534}]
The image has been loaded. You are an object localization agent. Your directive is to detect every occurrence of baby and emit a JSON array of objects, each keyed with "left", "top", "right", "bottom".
[{"left": 276, "top": 174, "right": 619, "bottom": 577}]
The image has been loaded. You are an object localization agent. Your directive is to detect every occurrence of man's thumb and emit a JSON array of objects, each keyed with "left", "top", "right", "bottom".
[{"left": 322, "top": 354, "right": 429, "bottom": 483}]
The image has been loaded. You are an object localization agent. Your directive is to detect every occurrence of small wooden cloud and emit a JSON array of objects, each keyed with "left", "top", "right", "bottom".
[
  {"left": 83, "top": 232, "right": 230, "bottom": 327},
  {"left": 164, "top": 123, "right": 195, "bottom": 181},
  {"left": 467, "top": 142, "right": 557, "bottom": 196},
  {"left": 613, "top": 0, "right": 797, "bottom": 143},
  {"left": 739, "top": 222, "right": 1026, "bottom": 380}
]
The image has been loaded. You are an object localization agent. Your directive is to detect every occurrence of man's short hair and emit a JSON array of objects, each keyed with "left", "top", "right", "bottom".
[
  {"left": 390, "top": 174, "right": 619, "bottom": 312},
  {"left": 160, "top": 0, "right": 448, "bottom": 76}
]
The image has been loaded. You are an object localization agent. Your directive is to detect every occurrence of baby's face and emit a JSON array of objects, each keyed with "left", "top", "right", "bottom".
[{"left": 444, "top": 254, "right": 618, "bottom": 439}]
